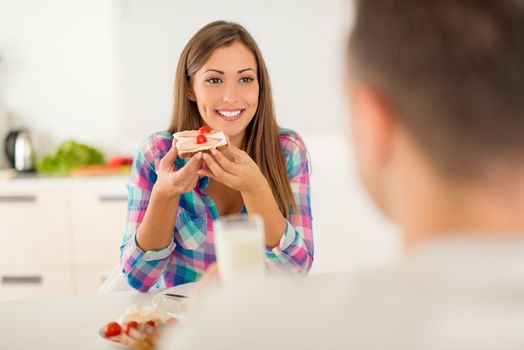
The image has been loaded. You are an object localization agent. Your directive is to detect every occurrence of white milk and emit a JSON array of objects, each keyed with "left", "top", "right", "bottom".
[{"left": 214, "top": 215, "right": 266, "bottom": 285}]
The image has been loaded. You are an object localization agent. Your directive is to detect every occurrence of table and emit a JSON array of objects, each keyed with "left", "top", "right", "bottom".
[{"left": 0, "top": 286, "right": 191, "bottom": 350}]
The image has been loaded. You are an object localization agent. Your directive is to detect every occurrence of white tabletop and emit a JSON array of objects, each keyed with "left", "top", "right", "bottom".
[{"left": 0, "top": 288, "right": 187, "bottom": 350}]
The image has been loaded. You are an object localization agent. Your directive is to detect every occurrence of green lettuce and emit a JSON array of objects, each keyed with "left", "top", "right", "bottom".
[{"left": 37, "top": 140, "right": 105, "bottom": 174}]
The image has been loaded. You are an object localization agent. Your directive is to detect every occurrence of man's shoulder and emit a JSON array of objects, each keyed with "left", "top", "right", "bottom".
[
  {"left": 168, "top": 270, "right": 400, "bottom": 349},
  {"left": 166, "top": 240, "right": 524, "bottom": 349}
]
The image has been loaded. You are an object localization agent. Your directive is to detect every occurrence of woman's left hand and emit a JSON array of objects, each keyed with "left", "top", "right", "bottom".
[{"left": 197, "top": 144, "right": 268, "bottom": 194}]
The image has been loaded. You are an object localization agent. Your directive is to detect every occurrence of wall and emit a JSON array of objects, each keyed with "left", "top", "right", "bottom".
[
  {"left": 1, "top": 0, "right": 351, "bottom": 153},
  {"left": 113, "top": 0, "right": 349, "bottom": 143},
  {"left": 0, "top": 0, "right": 118, "bottom": 157},
  {"left": 304, "top": 133, "right": 400, "bottom": 273}
]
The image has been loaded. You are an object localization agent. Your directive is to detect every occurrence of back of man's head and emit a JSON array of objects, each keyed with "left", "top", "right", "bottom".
[{"left": 348, "top": 0, "right": 524, "bottom": 179}]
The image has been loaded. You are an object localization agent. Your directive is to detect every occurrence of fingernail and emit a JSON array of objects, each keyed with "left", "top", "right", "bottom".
[
  {"left": 211, "top": 149, "right": 217, "bottom": 155},
  {"left": 197, "top": 152, "right": 202, "bottom": 159},
  {"left": 202, "top": 153, "right": 208, "bottom": 159}
]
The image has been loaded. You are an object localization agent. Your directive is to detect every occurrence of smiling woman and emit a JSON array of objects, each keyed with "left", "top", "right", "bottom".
[{"left": 119, "top": 21, "right": 314, "bottom": 292}]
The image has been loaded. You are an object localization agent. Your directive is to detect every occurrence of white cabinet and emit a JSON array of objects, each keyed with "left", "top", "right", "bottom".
[
  {"left": 0, "top": 176, "right": 129, "bottom": 300},
  {"left": 70, "top": 186, "right": 128, "bottom": 266},
  {"left": 69, "top": 182, "right": 128, "bottom": 293},
  {"left": 0, "top": 188, "right": 71, "bottom": 266}
]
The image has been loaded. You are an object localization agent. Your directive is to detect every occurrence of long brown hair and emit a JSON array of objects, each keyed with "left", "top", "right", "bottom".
[{"left": 168, "top": 21, "right": 296, "bottom": 218}]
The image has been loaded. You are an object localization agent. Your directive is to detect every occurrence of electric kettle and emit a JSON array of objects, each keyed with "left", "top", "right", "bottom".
[{"left": 4, "top": 129, "right": 36, "bottom": 172}]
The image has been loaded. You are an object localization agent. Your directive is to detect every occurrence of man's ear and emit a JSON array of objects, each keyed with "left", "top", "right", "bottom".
[
  {"left": 187, "top": 87, "right": 196, "bottom": 101},
  {"left": 349, "top": 85, "right": 395, "bottom": 178}
]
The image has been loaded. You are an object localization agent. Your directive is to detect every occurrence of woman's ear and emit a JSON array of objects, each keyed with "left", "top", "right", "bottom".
[{"left": 187, "top": 86, "right": 196, "bottom": 101}]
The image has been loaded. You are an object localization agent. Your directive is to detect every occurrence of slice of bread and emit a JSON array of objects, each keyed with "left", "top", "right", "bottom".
[{"left": 173, "top": 129, "right": 227, "bottom": 158}]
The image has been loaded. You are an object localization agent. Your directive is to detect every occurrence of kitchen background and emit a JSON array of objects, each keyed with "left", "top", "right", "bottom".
[{"left": 0, "top": 0, "right": 399, "bottom": 300}]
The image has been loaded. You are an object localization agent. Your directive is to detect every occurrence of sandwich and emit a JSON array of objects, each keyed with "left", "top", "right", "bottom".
[{"left": 173, "top": 126, "right": 228, "bottom": 158}]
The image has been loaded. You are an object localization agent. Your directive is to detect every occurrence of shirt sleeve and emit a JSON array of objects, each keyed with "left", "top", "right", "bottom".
[
  {"left": 120, "top": 134, "right": 175, "bottom": 292},
  {"left": 265, "top": 133, "right": 314, "bottom": 275}
]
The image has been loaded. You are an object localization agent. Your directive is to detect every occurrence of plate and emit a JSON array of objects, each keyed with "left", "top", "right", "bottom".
[
  {"left": 99, "top": 323, "right": 160, "bottom": 349},
  {"left": 152, "top": 282, "right": 196, "bottom": 317}
]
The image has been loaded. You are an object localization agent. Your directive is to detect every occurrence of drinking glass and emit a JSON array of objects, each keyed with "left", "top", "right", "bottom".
[{"left": 214, "top": 214, "right": 266, "bottom": 285}]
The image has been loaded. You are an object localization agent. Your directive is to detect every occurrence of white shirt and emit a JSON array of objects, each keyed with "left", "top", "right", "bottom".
[{"left": 161, "top": 237, "right": 524, "bottom": 350}]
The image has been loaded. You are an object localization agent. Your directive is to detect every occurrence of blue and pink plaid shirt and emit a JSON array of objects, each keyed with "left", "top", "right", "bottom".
[{"left": 120, "top": 128, "right": 313, "bottom": 291}]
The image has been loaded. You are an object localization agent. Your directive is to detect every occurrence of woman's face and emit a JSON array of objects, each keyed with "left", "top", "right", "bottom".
[{"left": 190, "top": 41, "right": 259, "bottom": 146}]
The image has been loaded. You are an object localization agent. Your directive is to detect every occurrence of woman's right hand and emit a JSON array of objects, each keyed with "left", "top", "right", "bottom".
[{"left": 153, "top": 138, "right": 203, "bottom": 198}]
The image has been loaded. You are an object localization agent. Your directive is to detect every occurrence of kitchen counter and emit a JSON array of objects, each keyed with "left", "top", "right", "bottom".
[{"left": 0, "top": 170, "right": 128, "bottom": 191}]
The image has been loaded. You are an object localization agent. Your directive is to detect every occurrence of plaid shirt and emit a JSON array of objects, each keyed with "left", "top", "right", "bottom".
[{"left": 120, "top": 129, "right": 313, "bottom": 291}]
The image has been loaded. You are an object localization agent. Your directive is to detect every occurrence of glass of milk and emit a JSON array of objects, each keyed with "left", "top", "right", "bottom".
[{"left": 214, "top": 214, "right": 266, "bottom": 285}]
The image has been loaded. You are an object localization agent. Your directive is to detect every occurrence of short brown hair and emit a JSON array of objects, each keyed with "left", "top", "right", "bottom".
[
  {"left": 348, "top": 0, "right": 524, "bottom": 178},
  {"left": 168, "top": 21, "right": 296, "bottom": 217}
]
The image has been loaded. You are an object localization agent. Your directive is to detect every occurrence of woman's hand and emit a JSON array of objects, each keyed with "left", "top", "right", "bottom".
[
  {"left": 199, "top": 143, "right": 288, "bottom": 248},
  {"left": 197, "top": 144, "right": 268, "bottom": 194},
  {"left": 153, "top": 138, "right": 203, "bottom": 198}
]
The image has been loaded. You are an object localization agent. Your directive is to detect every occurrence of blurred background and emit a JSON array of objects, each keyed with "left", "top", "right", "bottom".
[{"left": 0, "top": 0, "right": 399, "bottom": 300}]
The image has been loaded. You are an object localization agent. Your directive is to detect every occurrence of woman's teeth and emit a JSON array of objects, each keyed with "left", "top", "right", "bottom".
[
  {"left": 217, "top": 110, "right": 241, "bottom": 117},
  {"left": 216, "top": 109, "right": 243, "bottom": 120}
]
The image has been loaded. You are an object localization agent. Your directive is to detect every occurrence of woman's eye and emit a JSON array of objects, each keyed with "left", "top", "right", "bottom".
[
  {"left": 239, "top": 77, "right": 254, "bottom": 84},
  {"left": 206, "top": 78, "right": 222, "bottom": 84}
]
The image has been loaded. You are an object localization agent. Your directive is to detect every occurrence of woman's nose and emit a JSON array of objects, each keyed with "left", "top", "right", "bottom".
[{"left": 222, "top": 83, "right": 239, "bottom": 103}]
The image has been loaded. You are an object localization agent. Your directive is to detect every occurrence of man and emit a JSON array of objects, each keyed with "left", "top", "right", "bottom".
[{"left": 163, "top": 0, "right": 524, "bottom": 348}]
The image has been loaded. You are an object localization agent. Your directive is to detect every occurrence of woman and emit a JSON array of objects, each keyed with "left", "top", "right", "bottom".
[{"left": 120, "top": 21, "right": 313, "bottom": 291}]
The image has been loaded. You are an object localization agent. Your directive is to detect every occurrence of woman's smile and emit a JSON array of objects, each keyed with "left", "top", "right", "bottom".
[{"left": 215, "top": 108, "right": 245, "bottom": 121}]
